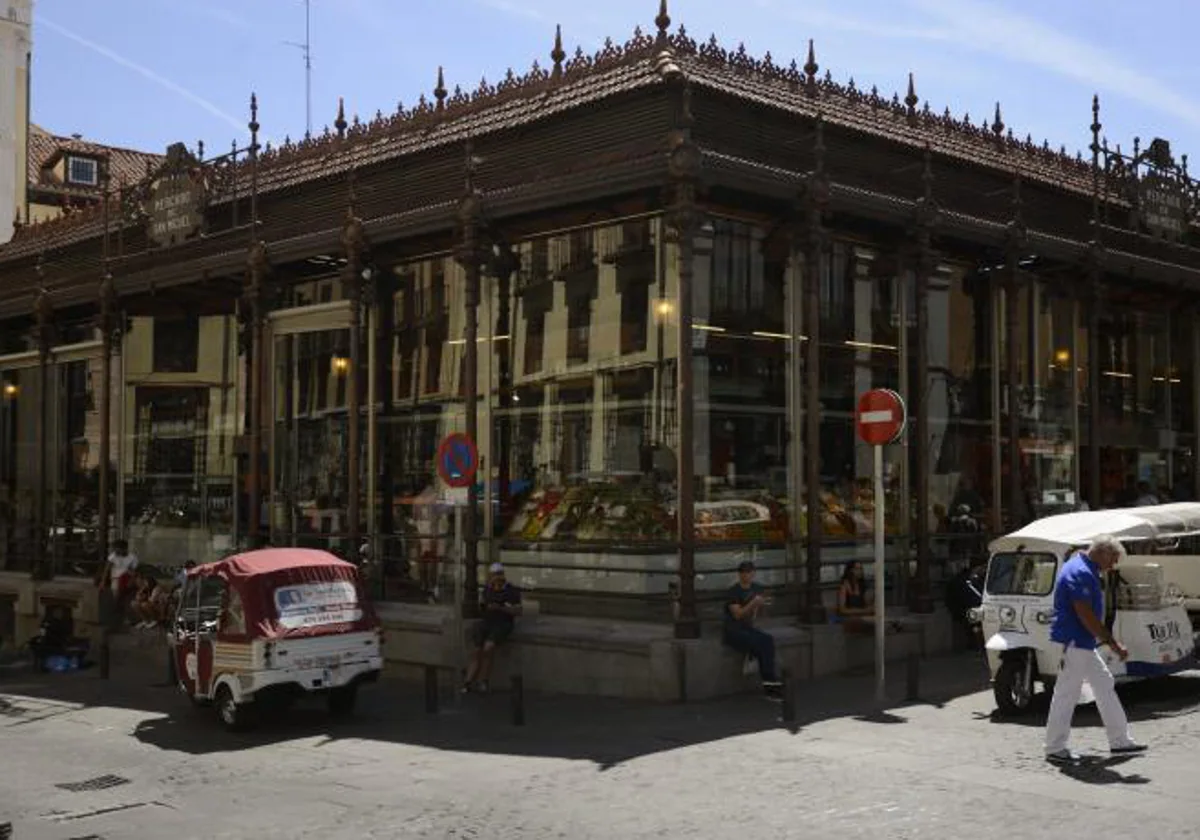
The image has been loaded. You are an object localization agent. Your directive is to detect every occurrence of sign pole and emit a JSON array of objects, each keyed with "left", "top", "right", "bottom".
[
  {"left": 454, "top": 503, "right": 465, "bottom": 704},
  {"left": 855, "top": 387, "right": 905, "bottom": 706},
  {"left": 873, "top": 443, "right": 886, "bottom": 704}
]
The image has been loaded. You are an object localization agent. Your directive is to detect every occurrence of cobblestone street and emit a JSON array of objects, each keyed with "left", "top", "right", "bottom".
[{"left": 4, "top": 655, "right": 1200, "bottom": 839}]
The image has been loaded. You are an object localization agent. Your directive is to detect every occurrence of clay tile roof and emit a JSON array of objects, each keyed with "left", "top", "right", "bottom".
[
  {"left": 0, "top": 21, "right": 1133, "bottom": 258},
  {"left": 27, "top": 124, "right": 163, "bottom": 192}
]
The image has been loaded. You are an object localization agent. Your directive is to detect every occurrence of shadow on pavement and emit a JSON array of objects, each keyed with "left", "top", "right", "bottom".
[
  {"left": 977, "top": 674, "right": 1200, "bottom": 729},
  {"left": 0, "top": 651, "right": 990, "bottom": 769},
  {"left": 1054, "top": 755, "right": 1151, "bottom": 786}
]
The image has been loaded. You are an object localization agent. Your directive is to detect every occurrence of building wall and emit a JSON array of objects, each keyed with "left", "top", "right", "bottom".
[{"left": 0, "top": 0, "right": 32, "bottom": 243}]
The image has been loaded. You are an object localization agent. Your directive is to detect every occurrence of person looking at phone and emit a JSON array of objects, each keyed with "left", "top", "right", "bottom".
[{"left": 724, "top": 560, "right": 782, "bottom": 697}]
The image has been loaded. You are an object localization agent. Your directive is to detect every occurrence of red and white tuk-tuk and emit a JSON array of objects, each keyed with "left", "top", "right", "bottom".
[{"left": 171, "top": 548, "right": 384, "bottom": 730}]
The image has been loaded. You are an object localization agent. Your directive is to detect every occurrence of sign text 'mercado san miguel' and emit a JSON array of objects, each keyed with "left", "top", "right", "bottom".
[
  {"left": 148, "top": 173, "right": 204, "bottom": 247},
  {"left": 1139, "top": 176, "right": 1188, "bottom": 242}
]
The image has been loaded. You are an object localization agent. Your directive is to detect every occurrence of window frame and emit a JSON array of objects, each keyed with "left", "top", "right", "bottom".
[{"left": 66, "top": 155, "right": 98, "bottom": 186}]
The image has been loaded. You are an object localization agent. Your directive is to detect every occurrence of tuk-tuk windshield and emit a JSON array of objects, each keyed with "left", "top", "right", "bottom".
[
  {"left": 177, "top": 576, "right": 224, "bottom": 632},
  {"left": 986, "top": 552, "right": 1058, "bottom": 596}
]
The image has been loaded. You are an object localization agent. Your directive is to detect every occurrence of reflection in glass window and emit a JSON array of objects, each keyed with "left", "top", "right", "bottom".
[
  {"left": 818, "top": 244, "right": 903, "bottom": 541},
  {"left": 152, "top": 315, "right": 200, "bottom": 373},
  {"left": 125, "top": 313, "right": 238, "bottom": 562}
]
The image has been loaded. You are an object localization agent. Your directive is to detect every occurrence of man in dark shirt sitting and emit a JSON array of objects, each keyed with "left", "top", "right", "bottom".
[
  {"left": 462, "top": 562, "right": 522, "bottom": 694},
  {"left": 724, "top": 560, "right": 782, "bottom": 697}
]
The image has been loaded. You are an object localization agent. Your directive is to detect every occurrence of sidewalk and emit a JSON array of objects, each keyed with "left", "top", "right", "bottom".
[{"left": 0, "top": 644, "right": 993, "bottom": 751}]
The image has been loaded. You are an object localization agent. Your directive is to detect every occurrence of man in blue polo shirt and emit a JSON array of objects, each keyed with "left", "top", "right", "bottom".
[{"left": 1045, "top": 535, "right": 1147, "bottom": 762}]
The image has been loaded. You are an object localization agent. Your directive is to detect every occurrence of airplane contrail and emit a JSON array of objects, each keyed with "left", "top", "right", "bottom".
[{"left": 39, "top": 15, "right": 252, "bottom": 140}]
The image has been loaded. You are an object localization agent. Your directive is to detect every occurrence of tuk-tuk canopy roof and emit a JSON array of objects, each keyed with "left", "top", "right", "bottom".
[
  {"left": 989, "top": 503, "right": 1200, "bottom": 556},
  {"left": 188, "top": 548, "right": 376, "bottom": 640},
  {"left": 190, "top": 548, "right": 355, "bottom": 581}
]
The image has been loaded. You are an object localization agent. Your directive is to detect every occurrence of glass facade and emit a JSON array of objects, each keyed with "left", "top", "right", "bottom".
[
  {"left": 0, "top": 360, "right": 41, "bottom": 572},
  {"left": 0, "top": 215, "right": 1196, "bottom": 623}
]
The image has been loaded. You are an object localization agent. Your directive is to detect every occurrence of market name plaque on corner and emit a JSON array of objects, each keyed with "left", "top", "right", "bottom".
[
  {"left": 1139, "top": 176, "right": 1187, "bottom": 242},
  {"left": 148, "top": 173, "right": 204, "bottom": 247}
]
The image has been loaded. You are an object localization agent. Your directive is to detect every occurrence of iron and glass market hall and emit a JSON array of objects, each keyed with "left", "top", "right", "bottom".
[{"left": 0, "top": 3, "right": 1197, "bottom": 695}]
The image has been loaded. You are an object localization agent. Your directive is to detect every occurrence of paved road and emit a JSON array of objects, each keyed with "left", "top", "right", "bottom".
[{"left": 3, "top": 656, "right": 1200, "bottom": 839}]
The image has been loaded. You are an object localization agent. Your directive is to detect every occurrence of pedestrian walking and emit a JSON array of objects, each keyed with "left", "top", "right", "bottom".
[{"left": 1044, "top": 534, "right": 1147, "bottom": 762}]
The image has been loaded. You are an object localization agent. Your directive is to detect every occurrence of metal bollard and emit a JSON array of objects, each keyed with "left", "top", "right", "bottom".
[
  {"left": 98, "top": 630, "right": 111, "bottom": 680},
  {"left": 511, "top": 674, "right": 525, "bottom": 726},
  {"left": 781, "top": 669, "right": 796, "bottom": 724},
  {"left": 424, "top": 664, "right": 439, "bottom": 714},
  {"left": 905, "top": 651, "right": 920, "bottom": 701}
]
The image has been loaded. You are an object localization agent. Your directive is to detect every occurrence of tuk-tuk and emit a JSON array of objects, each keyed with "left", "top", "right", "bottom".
[
  {"left": 171, "top": 548, "right": 383, "bottom": 730},
  {"left": 972, "top": 504, "right": 1200, "bottom": 715}
]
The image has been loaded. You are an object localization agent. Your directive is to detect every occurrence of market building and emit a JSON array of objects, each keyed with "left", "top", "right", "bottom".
[{"left": 0, "top": 3, "right": 1198, "bottom": 697}]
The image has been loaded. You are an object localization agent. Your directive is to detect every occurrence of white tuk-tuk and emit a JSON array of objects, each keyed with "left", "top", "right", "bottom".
[{"left": 973, "top": 503, "right": 1200, "bottom": 715}]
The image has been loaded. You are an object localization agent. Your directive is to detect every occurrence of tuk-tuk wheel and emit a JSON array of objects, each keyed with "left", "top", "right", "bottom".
[
  {"left": 328, "top": 685, "right": 358, "bottom": 717},
  {"left": 215, "top": 685, "right": 255, "bottom": 732},
  {"left": 993, "top": 658, "right": 1035, "bottom": 716}
]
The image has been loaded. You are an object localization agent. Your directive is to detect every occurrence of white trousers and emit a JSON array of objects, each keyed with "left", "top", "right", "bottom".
[{"left": 1044, "top": 645, "right": 1133, "bottom": 753}]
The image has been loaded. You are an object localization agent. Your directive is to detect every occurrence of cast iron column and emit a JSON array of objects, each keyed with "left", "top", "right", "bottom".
[
  {"left": 1086, "top": 275, "right": 1102, "bottom": 509},
  {"left": 1004, "top": 176, "right": 1027, "bottom": 528},
  {"left": 456, "top": 151, "right": 487, "bottom": 619},
  {"left": 802, "top": 117, "right": 830, "bottom": 624},
  {"left": 32, "top": 285, "right": 52, "bottom": 578},
  {"left": 911, "top": 147, "right": 938, "bottom": 613},
  {"left": 1193, "top": 304, "right": 1200, "bottom": 502},
  {"left": 341, "top": 196, "right": 367, "bottom": 564},
  {"left": 663, "top": 67, "right": 702, "bottom": 640},
  {"left": 1086, "top": 96, "right": 1105, "bottom": 510},
  {"left": 246, "top": 242, "right": 269, "bottom": 544},
  {"left": 97, "top": 272, "right": 117, "bottom": 567}
]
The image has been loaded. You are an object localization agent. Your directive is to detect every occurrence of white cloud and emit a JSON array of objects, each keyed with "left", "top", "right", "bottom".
[{"left": 906, "top": 0, "right": 1200, "bottom": 131}]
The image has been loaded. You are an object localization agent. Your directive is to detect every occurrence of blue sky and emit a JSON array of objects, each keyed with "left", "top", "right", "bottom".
[{"left": 31, "top": 0, "right": 1200, "bottom": 168}]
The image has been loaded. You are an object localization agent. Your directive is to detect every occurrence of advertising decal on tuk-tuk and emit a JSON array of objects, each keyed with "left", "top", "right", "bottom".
[{"left": 274, "top": 581, "right": 363, "bottom": 630}]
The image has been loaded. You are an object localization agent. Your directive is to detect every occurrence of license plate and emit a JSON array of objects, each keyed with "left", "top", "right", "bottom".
[{"left": 295, "top": 655, "right": 339, "bottom": 670}]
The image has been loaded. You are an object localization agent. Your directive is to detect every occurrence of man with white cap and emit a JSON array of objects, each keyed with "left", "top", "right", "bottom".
[{"left": 462, "top": 561, "right": 523, "bottom": 693}]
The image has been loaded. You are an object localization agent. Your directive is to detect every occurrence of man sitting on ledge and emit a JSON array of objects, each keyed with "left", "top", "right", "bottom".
[
  {"left": 724, "top": 560, "right": 782, "bottom": 698},
  {"left": 461, "top": 562, "right": 522, "bottom": 694}
]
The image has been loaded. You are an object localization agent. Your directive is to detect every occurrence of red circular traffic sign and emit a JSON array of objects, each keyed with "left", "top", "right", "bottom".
[
  {"left": 856, "top": 388, "right": 906, "bottom": 446},
  {"left": 436, "top": 432, "right": 478, "bottom": 488}
]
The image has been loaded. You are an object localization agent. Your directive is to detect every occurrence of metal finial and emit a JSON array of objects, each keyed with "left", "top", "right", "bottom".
[
  {"left": 435, "top": 67, "right": 447, "bottom": 111},
  {"left": 197, "top": 139, "right": 205, "bottom": 162},
  {"left": 804, "top": 39, "right": 818, "bottom": 96},
  {"left": 904, "top": 72, "right": 918, "bottom": 123},
  {"left": 991, "top": 102, "right": 1004, "bottom": 139},
  {"left": 335, "top": 97, "right": 348, "bottom": 138},
  {"left": 655, "top": 0, "right": 671, "bottom": 45},
  {"left": 551, "top": 24, "right": 566, "bottom": 78},
  {"left": 249, "top": 93, "right": 259, "bottom": 136}
]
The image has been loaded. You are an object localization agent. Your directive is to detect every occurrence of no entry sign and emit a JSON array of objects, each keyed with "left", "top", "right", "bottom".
[
  {"left": 856, "top": 388, "right": 906, "bottom": 446},
  {"left": 436, "top": 432, "right": 478, "bottom": 489}
]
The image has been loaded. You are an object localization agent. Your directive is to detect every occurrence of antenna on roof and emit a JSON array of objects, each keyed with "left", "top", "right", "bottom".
[{"left": 283, "top": 0, "right": 313, "bottom": 138}]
